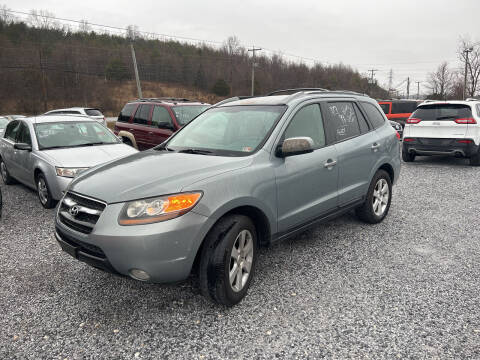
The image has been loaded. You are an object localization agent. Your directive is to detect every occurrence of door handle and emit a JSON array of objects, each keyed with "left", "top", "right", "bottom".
[
  {"left": 148, "top": 132, "right": 154, "bottom": 135},
  {"left": 324, "top": 159, "right": 337, "bottom": 168},
  {"left": 128, "top": 129, "right": 134, "bottom": 132},
  {"left": 371, "top": 143, "right": 381, "bottom": 151}
]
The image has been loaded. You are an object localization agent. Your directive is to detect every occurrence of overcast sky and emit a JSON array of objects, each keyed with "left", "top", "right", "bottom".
[{"left": 4, "top": 0, "right": 480, "bottom": 95}]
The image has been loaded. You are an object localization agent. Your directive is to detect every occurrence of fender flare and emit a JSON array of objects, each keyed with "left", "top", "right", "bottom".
[{"left": 117, "top": 131, "right": 138, "bottom": 149}]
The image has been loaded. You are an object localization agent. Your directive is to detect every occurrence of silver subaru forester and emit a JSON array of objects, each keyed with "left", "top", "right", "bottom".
[{"left": 55, "top": 89, "right": 401, "bottom": 306}]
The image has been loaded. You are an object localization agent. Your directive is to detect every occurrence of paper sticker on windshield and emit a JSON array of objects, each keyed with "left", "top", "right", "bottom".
[{"left": 242, "top": 146, "right": 253, "bottom": 152}]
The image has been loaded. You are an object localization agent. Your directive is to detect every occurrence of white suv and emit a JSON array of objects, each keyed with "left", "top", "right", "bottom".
[
  {"left": 45, "top": 107, "right": 106, "bottom": 126},
  {"left": 402, "top": 99, "right": 480, "bottom": 165}
]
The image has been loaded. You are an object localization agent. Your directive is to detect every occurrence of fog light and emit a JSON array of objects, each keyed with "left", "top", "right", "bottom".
[{"left": 129, "top": 269, "right": 150, "bottom": 281}]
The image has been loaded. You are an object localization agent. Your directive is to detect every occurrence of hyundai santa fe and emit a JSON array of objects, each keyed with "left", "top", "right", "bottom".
[{"left": 55, "top": 89, "right": 401, "bottom": 306}]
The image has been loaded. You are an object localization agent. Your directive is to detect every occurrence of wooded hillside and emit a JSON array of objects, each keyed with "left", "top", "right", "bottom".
[{"left": 0, "top": 19, "right": 388, "bottom": 115}]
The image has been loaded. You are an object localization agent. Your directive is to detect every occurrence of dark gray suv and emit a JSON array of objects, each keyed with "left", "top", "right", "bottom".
[{"left": 55, "top": 89, "right": 401, "bottom": 306}]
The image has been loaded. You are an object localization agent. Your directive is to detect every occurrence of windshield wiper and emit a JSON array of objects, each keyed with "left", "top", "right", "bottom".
[
  {"left": 41, "top": 142, "right": 113, "bottom": 150},
  {"left": 178, "top": 148, "right": 213, "bottom": 155}
]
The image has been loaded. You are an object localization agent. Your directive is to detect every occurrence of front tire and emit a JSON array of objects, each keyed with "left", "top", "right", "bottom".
[
  {"left": 402, "top": 150, "right": 415, "bottom": 162},
  {"left": 36, "top": 173, "right": 56, "bottom": 209},
  {"left": 0, "top": 158, "right": 16, "bottom": 185},
  {"left": 199, "top": 214, "right": 257, "bottom": 306},
  {"left": 356, "top": 170, "right": 392, "bottom": 224}
]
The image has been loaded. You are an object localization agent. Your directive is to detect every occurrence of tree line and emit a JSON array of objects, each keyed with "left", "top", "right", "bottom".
[{"left": 0, "top": 7, "right": 388, "bottom": 115}]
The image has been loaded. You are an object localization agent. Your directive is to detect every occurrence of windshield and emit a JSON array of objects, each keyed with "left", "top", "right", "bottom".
[
  {"left": 412, "top": 104, "right": 472, "bottom": 120},
  {"left": 0, "top": 117, "right": 8, "bottom": 129},
  {"left": 34, "top": 121, "right": 119, "bottom": 150},
  {"left": 166, "top": 105, "right": 287, "bottom": 155},
  {"left": 172, "top": 105, "right": 210, "bottom": 125}
]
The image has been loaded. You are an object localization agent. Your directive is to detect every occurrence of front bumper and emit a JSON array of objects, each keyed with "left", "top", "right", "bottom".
[
  {"left": 403, "top": 138, "right": 479, "bottom": 157},
  {"left": 55, "top": 200, "right": 209, "bottom": 283}
]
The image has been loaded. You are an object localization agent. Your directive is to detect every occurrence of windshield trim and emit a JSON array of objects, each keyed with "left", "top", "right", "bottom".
[{"left": 163, "top": 104, "right": 288, "bottom": 157}]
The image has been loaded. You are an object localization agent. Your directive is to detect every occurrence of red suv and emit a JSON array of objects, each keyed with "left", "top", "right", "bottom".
[
  {"left": 114, "top": 98, "right": 210, "bottom": 150},
  {"left": 378, "top": 100, "right": 422, "bottom": 128}
]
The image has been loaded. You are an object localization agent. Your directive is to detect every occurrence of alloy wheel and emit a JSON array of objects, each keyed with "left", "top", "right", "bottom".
[
  {"left": 229, "top": 229, "right": 254, "bottom": 292},
  {"left": 37, "top": 178, "right": 48, "bottom": 205},
  {"left": 372, "top": 178, "right": 389, "bottom": 217}
]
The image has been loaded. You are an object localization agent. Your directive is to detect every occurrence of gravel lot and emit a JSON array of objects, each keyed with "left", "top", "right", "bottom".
[{"left": 1, "top": 156, "right": 480, "bottom": 359}]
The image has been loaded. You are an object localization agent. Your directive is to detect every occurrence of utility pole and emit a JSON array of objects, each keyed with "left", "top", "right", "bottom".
[
  {"left": 416, "top": 81, "right": 421, "bottom": 99},
  {"left": 248, "top": 46, "right": 262, "bottom": 96},
  {"left": 406, "top": 77, "right": 410, "bottom": 99},
  {"left": 388, "top": 69, "right": 393, "bottom": 97},
  {"left": 130, "top": 43, "right": 142, "bottom": 98},
  {"left": 368, "top": 69, "right": 378, "bottom": 84},
  {"left": 463, "top": 47, "right": 473, "bottom": 100}
]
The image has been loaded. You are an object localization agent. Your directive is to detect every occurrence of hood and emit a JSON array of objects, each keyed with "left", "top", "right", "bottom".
[
  {"left": 69, "top": 150, "right": 252, "bottom": 203},
  {"left": 41, "top": 144, "right": 138, "bottom": 168}
]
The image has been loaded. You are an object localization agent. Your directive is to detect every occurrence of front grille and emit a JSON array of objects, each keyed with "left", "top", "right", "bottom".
[{"left": 58, "top": 192, "right": 106, "bottom": 234}]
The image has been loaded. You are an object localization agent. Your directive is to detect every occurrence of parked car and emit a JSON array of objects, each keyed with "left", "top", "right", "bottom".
[
  {"left": 402, "top": 99, "right": 480, "bottom": 165},
  {"left": 114, "top": 98, "right": 210, "bottom": 150},
  {"left": 0, "top": 116, "right": 9, "bottom": 137},
  {"left": 389, "top": 120, "right": 403, "bottom": 139},
  {"left": 0, "top": 115, "right": 138, "bottom": 208},
  {"left": 378, "top": 100, "right": 422, "bottom": 128},
  {"left": 45, "top": 107, "right": 106, "bottom": 126},
  {"left": 55, "top": 88, "right": 401, "bottom": 306},
  {"left": 4, "top": 115, "right": 26, "bottom": 122}
]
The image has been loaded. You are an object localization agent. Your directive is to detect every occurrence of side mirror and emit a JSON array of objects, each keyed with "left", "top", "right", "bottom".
[
  {"left": 277, "top": 137, "right": 314, "bottom": 157},
  {"left": 158, "top": 122, "right": 174, "bottom": 130},
  {"left": 14, "top": 143, "right": 32, "bottom": 151}
]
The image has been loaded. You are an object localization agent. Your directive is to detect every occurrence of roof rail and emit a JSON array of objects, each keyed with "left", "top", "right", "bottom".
[
  {"left": 307, "top": 90, "right": 369, "bottom": 97},
  {"left": 134, "top": 97, "right": 197, "bottom": 103},
  {"left": 267, "top": 88, "right": 329, "bottom": 96},
  {"left": 212, "top": 96, "right": 254, "bottom": 107},
  {"left": 466, "top": 97, "right": 479, "bottom": 101}
]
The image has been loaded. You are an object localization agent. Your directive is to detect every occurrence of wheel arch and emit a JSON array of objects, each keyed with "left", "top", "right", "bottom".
[
  {"left": 378, "top": 162, "right": 394, "bottom": 183},
  {"left": 117, "top": 130, "right": 138, "bottom": 149},
  {"left": 190, "top": 203, "right": 272, "bottom": 276}
]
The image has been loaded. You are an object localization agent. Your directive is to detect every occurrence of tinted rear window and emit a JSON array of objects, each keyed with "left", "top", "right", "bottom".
[
  {"left": 361, "top": 102, "right": 386, "bottom": 129},
  {"left": 85, "top": 109, "right": 103, "bottom": 116},
  {"left": 118, "top": 103, "right": 137, "bottom": 122},
  {"left": 391, "top": 101, "right": 419, "bottom": 114},
  {"left": 412, "top": 104, "right": 473, "bottom": 121}
]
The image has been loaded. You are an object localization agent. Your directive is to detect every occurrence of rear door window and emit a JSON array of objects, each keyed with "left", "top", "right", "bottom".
[
  {"left": 151, "top": 106, "right": 173, "bottom": 128},
  {"left": 412, "top": 104, "right": 473, "bottom": 121},
  {"left": 325, "top": 102, "right": 361, "bottom": 142},
  {"left": 118, "top": 104, "right": 137, "bottom": 123},
  {"left": 361, "top": 102, "right": 386, "bottom": 129},
  {"left": 133, "top": 105, "right": 151, "bottom": 125}
]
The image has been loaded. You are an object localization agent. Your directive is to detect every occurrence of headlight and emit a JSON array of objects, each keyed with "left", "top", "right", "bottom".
[
  {"left": 55, "top": 167, "right": 89, "bottom": 178},
  {"left": 118, "top": 192, "right": 202, "bottom": 225}
]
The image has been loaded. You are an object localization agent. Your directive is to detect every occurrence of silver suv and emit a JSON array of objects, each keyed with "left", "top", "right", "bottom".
[{"left": 55, "top": 89, "right": 401, "bottom": 306}]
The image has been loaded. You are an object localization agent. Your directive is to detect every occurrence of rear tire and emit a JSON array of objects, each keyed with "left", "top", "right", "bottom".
[
  {"left": 36, "top": 173, "right": 56, "bottom": 209},
  {"left": 356, "top": 170, "right": 392, "bottom": 224},
  {"left": 470, "top": 150, "right": 480, "bottom": 166},
  {"left": 402, "top": 150, "right": 415, "bottom": 162},
  {"left": 0, "top": 158, "right": 16, "bottom": 185},
  {"left": 199, "top": 214, "right": 257, "bottom": 307}
]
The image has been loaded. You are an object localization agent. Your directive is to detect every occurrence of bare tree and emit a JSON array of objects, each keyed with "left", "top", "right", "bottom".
[
  {"left": 222, "top": 36, "right": 244, "bottom": 95},
  {"left": 78, "top": 20, "right": 92, "bottom": 33},
  {"left": 426, "top": 62, "right": 455, "bottom": 99},
  {"left": 0, "top": 4, "right": 15, "bottom": 23},
  {"left": 28, "top": 9, "right": 60, "bottom": 29},
  {"left": 458, "top": 37, "right": 480, "bottom": 97}
]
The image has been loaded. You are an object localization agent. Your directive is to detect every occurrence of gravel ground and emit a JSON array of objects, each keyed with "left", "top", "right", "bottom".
[{"left": 1, "top": 156, "right": 480, "bottom": 359}]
